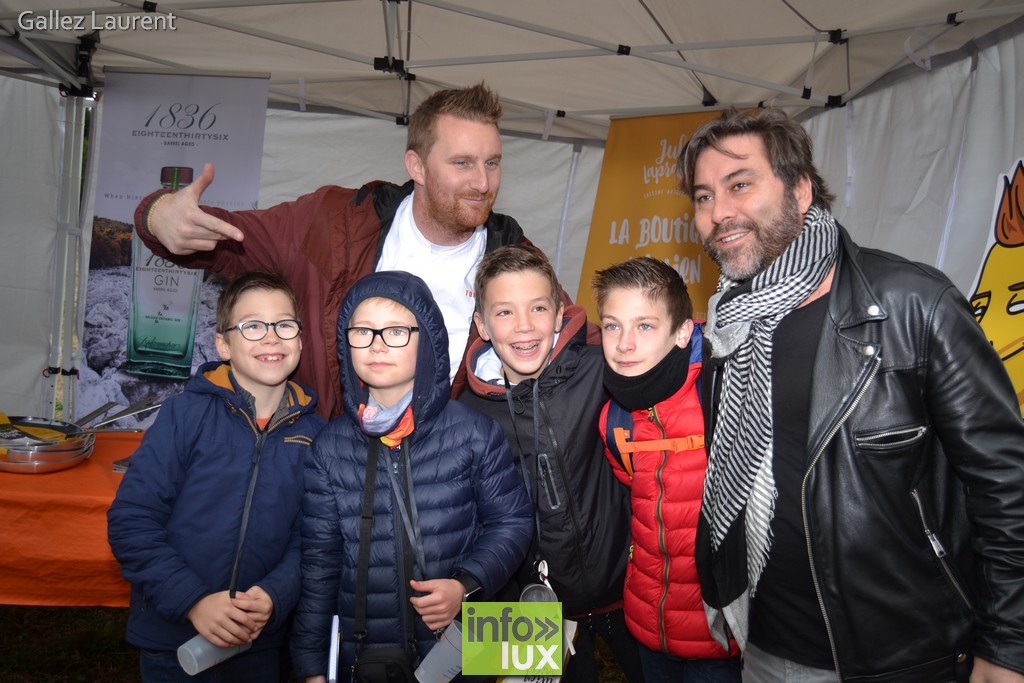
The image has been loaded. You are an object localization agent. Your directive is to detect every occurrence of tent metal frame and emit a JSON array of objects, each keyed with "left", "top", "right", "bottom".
[{"left": 3, "top": 0, "right": 1022, "bottom": 123}]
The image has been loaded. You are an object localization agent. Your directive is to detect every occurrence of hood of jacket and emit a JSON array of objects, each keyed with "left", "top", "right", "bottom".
[
  {"left": 337, "top": 270, "right": 451, "bottom": 430},
  {"left": 191, "top": 360, "right": 317, "bottom": 417}
]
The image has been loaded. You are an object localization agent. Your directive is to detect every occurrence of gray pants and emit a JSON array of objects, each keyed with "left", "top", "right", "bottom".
[{"left": 742, "top": 643, "right": 839, "bottom": 683}]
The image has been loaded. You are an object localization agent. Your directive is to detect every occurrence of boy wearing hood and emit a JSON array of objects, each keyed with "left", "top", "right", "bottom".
[
  {"left": 460, "top": 244, "right": 643, "bottom": 683},
  {"left": 291, "top": 270, "right": 532, "bottom": 682}
]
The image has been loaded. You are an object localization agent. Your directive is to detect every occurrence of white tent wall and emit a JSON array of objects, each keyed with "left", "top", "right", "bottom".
[
  {"left": 0, "top": 76, "right": 64, "bottom": 416},
  {"left": 258, "top": 107, "right": 604, "bottom": 299},
  {"left": 801, "top": 17, "right": 1024, "bottom": 296},
  {"left": 944, "top": 20, "right": 1024, "bottom": 291}
]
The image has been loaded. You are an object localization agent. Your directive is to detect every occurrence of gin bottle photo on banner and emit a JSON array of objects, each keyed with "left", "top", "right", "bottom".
[{"left": 126, "top": 166, "right": 202, "bottom": 379}]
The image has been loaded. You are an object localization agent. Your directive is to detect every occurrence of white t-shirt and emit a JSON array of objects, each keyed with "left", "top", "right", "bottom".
[{"left": 375, "top": 193, "right": 486, "bottom": 382}]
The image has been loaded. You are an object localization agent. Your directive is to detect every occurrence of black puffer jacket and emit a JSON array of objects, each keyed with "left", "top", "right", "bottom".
[
  {"left": 702, "top": 226, "right": 1024, "bottom": 681},
  {"left": 461, "top": 304, "right": 631, "bottom": 616},
  {"left": 291, "top": 271, "right": 533, "bottom": 677}
]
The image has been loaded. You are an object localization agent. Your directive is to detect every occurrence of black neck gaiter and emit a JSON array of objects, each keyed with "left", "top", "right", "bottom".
[{"left": 603, "top": 342, "right": 692, "bottom": 411}]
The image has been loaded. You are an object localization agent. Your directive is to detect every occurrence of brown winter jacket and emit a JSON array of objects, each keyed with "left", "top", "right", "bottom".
[{"left": 135, "top": 180, "right": 534, "bottom": 419}]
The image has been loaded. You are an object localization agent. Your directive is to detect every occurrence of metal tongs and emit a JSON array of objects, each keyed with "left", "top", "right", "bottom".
[{"left": 76, "top": 395, "right": 161, "bottom": 431}]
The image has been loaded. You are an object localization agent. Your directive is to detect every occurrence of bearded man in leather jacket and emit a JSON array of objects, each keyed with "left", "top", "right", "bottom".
[{"left": 680, "top": 108, "right": 1024, "bottom": 683}]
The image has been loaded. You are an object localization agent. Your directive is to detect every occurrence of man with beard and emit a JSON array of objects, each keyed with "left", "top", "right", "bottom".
[
  {"left": 135, "top": 83, "right": 555, "bottom": 420},
  {"left": 679, "top": 108, "right": 1024, "bottom": 682}
]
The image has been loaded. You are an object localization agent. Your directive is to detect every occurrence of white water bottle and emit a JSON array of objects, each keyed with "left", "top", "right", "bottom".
[{"left": 177, "top": 634, "right": 253, "bottom": 675}]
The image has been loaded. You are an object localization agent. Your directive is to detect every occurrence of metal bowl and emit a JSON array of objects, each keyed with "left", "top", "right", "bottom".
[
  {"left": 2, "top": 433, "right": 96, "bottom": 463},
  {"left": 0, "top": 416, "right": 93, "bottom": 473},
  {"left": 0, "top": 441, "right": 94, "bottom": 473}
]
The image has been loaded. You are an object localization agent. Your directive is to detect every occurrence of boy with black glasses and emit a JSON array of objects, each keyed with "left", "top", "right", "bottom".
[
  {"left": 109, "top": 271, "right": 325, "bottom": 682},
  {"left": 291, "top": 270, "right": 533, "bottom": 682}
]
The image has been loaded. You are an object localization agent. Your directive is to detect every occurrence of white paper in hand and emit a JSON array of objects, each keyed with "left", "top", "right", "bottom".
[{"left": 328, "top": 614, "right": 341, "bottom": 683}]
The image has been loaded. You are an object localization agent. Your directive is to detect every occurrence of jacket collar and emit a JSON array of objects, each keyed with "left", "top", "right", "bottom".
[
  {"left": 195, "top": 361, "right": 317, "bottom": 415},
  {"left": 826, "top": 224, "right": 888, "bottom": 330},
  {"left": 370, "top": 180, "right": 526, "bottom": 252},
  {"left": 806, "top": 224, "right": 886, "bottom": 456}
]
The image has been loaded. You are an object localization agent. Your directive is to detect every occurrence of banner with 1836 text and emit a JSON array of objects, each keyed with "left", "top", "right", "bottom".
[{"left": 80, "top": 69, "right": 268, "bottom": 428}]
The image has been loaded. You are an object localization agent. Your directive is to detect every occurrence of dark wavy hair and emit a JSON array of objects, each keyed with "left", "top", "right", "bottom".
[{"left": 678, "top": 108, "right": 835, "bottom": 212}]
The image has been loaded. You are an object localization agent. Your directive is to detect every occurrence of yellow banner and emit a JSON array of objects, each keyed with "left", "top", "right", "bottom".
[
  {"left": 577, "top": 112, "right": 723, "bottom": 322},
  {"left": 970, "top": 159, "right": 1024, "bottom": 415}
]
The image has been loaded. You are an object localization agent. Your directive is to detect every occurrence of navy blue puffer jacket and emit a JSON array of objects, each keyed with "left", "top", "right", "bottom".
[
  {"left": 108, "top": 362, "right": 324, "bottom": 652},
  {"left": 291, "top": 271, "right": 533, "bottom": 677}
]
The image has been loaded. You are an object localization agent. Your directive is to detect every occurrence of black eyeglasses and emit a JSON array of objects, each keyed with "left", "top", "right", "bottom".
[
  {"left": 224, "top": 319, "right": 302, "bottom": 341},
  {"left": 346, "top": 326, "right": 419, "bottom": 348}
]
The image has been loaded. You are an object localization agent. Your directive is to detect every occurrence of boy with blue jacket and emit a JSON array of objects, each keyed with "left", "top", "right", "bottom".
[
  {"left": 108, "top": 271, "right": 325, "bottom": 682},
  {"left": 290, "top": 270, "right": 533, "bottom": 681}
]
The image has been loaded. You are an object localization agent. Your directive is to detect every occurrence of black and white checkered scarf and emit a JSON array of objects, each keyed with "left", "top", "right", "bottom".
[{"left": 701, "top": 204, "right": 838, "bottom": 649}]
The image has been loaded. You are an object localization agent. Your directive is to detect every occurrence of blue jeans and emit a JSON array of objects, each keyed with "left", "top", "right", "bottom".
[
  {"left": 139, "top": 645, "right": 283, "bottom": 683},
  {"left": 638, "top": 644, "right": 741, "bottom": 683}
]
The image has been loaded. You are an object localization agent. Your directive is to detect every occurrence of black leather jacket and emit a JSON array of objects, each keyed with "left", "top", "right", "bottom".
[{"left": 705, "top": 226, "right": 1024, "bottom": 681}]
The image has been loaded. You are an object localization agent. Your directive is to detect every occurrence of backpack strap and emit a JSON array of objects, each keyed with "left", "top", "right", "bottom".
[
  {"left": 618, "top": 433, "right": 705, "bottom": 454},
  {"left": 605, "top": 323, "right": 707, "bottom": 477},
  {"left": 605, "top": 399, "right": 636, "bottom": 479},
  {"left": 690, "top": 322, "right": 704, "bottom": 414}
]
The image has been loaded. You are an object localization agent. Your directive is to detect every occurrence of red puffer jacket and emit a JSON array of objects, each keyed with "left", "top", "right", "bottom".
[{"left": 600, "top": 354, "right": 738, "bottom": 660}]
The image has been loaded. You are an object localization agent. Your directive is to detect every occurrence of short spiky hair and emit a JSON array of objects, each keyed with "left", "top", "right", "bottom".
[
  {"left": 216, "top": 271, "right": 298, "bottom": 333},
  {"left": 591, "top": 257, "right": 693, "bottom": 329},
  {"left": 474, "top": 244, "right": 561, "bottom": 315},
  {"left": 407, "top": 82, "right": 502, "bottom": 158},
  {"left": 678, "top": 107, "right": 835, "bottom": 212}
]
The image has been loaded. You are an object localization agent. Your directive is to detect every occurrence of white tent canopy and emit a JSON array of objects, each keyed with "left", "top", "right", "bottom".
[{"left": 1, "top": 0, "right": 1023, "bottom": 137}]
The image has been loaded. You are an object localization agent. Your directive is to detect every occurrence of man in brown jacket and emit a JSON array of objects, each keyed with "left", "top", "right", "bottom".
[{"left": 135, "top": 83, "right": 551, "bottom": 419}]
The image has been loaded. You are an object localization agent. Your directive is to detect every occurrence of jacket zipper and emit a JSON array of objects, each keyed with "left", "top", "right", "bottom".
[
  {"left": 537, "top": 395, "right": 595, "bottom": 605},
  {"left": 909, "top": 489, "right": 973, "bottom": 610},
  {"left": 800, "top": 352, "right": 881, "bottom": 681},
  {"left": 857, "top": 425, "right": 926, "bottom": 449},
  {"left": 225, "top": 399, "right": 302, "bottom": 596},
  {"left": 237, "top": 399, "right": 299, "bottom": 437},
  {"left": 265, "top": 410, "right": 298, "bottom": 434},
  {"left": 390, "top": 444, "right": 413, "bottom": 651},
  {"left": 649, "top": 406, "right": 672, "bottom": 652},
  {"left": 227, "top": 415, "right": 266, "bottom": 597}
]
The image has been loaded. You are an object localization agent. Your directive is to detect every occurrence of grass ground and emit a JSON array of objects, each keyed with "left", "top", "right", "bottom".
[
  {"left": 0, "top": 605, "right": 136, "bottom": 683},
  {"left": 0, "top": 606, "right": 628, "bottom": 682}
]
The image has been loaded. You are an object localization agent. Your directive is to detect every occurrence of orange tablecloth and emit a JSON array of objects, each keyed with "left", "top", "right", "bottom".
[{"left": 0, "top": 430, "right": 141, "bottom": 606}]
